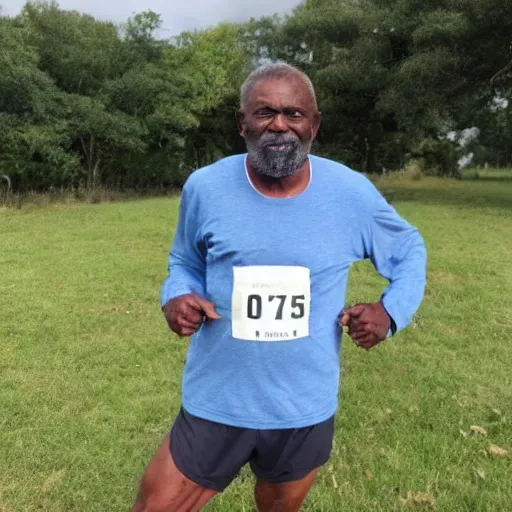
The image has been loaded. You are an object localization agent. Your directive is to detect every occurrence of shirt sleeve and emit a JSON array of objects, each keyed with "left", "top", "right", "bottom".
[
  {"left": 364, "top": 193, "right": 427, "bottom": 335},
  {"left": 161, "top": 182, "right": 207, "bottom": 307}
]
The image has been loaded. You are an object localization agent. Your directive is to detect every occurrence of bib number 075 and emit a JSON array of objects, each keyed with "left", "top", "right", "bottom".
[{"left": 247, "top": 294, "right": 306, "bottom": 320}]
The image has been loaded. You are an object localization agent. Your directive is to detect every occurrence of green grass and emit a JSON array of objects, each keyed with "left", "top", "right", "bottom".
[
  {"left": 460, "top": 167, "right": 512, "bottom": 181},
  {"left": 1, "top": 174, "right": 511, "bottom": 511}
]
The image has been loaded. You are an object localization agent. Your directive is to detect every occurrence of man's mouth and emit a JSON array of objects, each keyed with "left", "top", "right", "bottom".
[{"left": 265, "top": 143, "right": 294, "bottom": 151}]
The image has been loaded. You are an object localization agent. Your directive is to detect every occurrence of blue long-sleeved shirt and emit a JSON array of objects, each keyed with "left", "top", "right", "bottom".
[{"left": 161, "top": 154, "right": 427, "bottom": 429}]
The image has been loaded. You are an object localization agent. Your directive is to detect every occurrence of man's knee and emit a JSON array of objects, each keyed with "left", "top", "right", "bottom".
[
  {"left": 254, "top": 470, "right": 319, "bottom": 512},
  {"left": 255, "top": 494, "right": 305, "bottom": 512},
  {"left": 133, "top": 486, "right": 215, "bottom": 512},
  {"left": 131, "top": 494, "right": 164, "bottom": 512},
  {"left": 132, "top": 480, "right": 172, "bottom": 512}
]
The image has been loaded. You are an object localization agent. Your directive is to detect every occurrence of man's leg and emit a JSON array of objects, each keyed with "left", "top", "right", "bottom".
[
  {"left": 250, "top": 415, "right": 335, "bottom": 512},
  {"left": 131, "top": 433, "right": 217, "bottom": 512},
  {"left": 254, "top": 470, "right": 319, "bottom": 512}
]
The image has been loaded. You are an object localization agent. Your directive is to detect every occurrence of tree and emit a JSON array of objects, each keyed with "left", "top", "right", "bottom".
[
  {"left": 20, "top": 1, "right": 124, "bottom": 95},
  {"left": 176, "top": 24, "right": 251, "bottom": 170},
  {"left": 241, "top": 0, "right": 512, "bottom": 174},
  {"left": 0, "top": 13, "right": 79, "bottom": 189},
  {"left": 2, "top": 0, "right": 512, "bottom": 192}
]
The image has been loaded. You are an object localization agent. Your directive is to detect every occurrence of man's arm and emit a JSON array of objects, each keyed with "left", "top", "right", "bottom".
[
  {"left": 341, "top": 191, "right": 427, "bottom": 349},
  {"left": 366, "top": 194, "right": 427, "bottom": 335},
  {"left": 161, "top": 182, "right": 206, "bottom": 307},
  {"left": 161, "top": 182, "right": 220, "bottom": 337}
]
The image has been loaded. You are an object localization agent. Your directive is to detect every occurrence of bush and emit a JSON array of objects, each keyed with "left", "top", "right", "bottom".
[
  {"left": 404, "top": 160, "right": 424, "bottom": 181},
  {"left": 409, "top": 138, "right": 460, "bottom": 177}
]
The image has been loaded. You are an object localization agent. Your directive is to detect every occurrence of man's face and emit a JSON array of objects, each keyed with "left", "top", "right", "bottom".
[{"left": 238, "top": 76, "right": 321, "bottom": 178}]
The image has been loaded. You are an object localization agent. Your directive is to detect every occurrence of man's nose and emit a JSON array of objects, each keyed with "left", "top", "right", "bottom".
[{"left": 267, "top": 113, "right": 288, "bottom": 132}]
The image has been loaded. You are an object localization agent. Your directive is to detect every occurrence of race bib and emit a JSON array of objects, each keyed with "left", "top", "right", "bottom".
[{"left": 231, "top": 266, "right": 311, "bottom": 342}]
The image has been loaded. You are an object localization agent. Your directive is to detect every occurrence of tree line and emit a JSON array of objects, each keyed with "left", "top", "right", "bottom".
[{"left": 1, "top": 0, "right": 511, "bottom": 192}]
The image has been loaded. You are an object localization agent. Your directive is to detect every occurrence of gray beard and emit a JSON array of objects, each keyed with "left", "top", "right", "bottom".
[{"left": 246, "top": 134, "right": 311, "bottom": 178}]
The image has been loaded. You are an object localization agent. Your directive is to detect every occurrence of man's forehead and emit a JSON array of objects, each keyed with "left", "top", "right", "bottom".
[{"left": 247, "top": 76, "right": 315, "bottom": 108}]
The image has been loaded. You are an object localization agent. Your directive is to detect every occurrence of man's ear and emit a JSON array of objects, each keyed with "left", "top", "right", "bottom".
[
  {"left": 311, "top": 111, "right": 322, "bottom": 140},
  {"left": 236, "top": 110, "right": 245, "bottom": 137}
]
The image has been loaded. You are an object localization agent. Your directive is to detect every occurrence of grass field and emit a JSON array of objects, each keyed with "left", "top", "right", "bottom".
[{"left": 1, "top": 172, "right": 511, "bottom": 511}]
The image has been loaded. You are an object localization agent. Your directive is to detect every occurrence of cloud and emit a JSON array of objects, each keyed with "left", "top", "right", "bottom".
[{"left": 1, "top": 0, "right": 301, "bottom": 35}]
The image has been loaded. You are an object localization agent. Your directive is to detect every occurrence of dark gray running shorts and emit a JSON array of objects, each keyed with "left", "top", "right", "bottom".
[{"left": 170, "top": 407, "right": 335, "bottom": 492}]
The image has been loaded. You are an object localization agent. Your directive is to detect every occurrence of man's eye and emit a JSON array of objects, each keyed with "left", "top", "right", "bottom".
[
  {"left": 285, "top": 110, "right": 303, "bottom": 118},
  {"left": 255, "top": 110, "right": 275, "bottom": 118}
]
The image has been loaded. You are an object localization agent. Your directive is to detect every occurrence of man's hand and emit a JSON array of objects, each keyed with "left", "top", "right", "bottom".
[
  {"left": 162, "top": 294, "right": 221, "bottom": 338},
  {"left": 339, "top": 302, "right": 391, "bottom": 350}
]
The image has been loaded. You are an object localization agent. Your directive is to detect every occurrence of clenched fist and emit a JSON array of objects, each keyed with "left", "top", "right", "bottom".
[
  {"left": 339, "top": 302, "right": 392, "bottom": 350},
  {"left": 162, "top": 294, "right": 221, "bottom": 338}
]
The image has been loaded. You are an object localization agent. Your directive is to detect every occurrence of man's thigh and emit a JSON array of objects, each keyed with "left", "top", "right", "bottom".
[
  {"left": 250, "top": 414, "right": 335, "bottom": 485},
  {"left": 133, "top": 408, "right": 257, "bottom": 512},
  {"left": 250, "top": 415, "right": 335, "bottom": 512},
  {"left": 170, "top": 407, "right": 257, "bottom": 492},
  {"left": 132, "top": 432, "right": 216, "bottom": 512}
]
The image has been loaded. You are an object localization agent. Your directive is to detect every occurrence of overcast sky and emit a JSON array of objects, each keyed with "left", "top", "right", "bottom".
[{"left": 1, "top": 0, "right": 301, "bottom": 35}]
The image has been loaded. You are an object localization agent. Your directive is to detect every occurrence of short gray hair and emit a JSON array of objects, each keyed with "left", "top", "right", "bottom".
[{"left": 240, "top": 61, "right": 318, "bottom": 111}]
